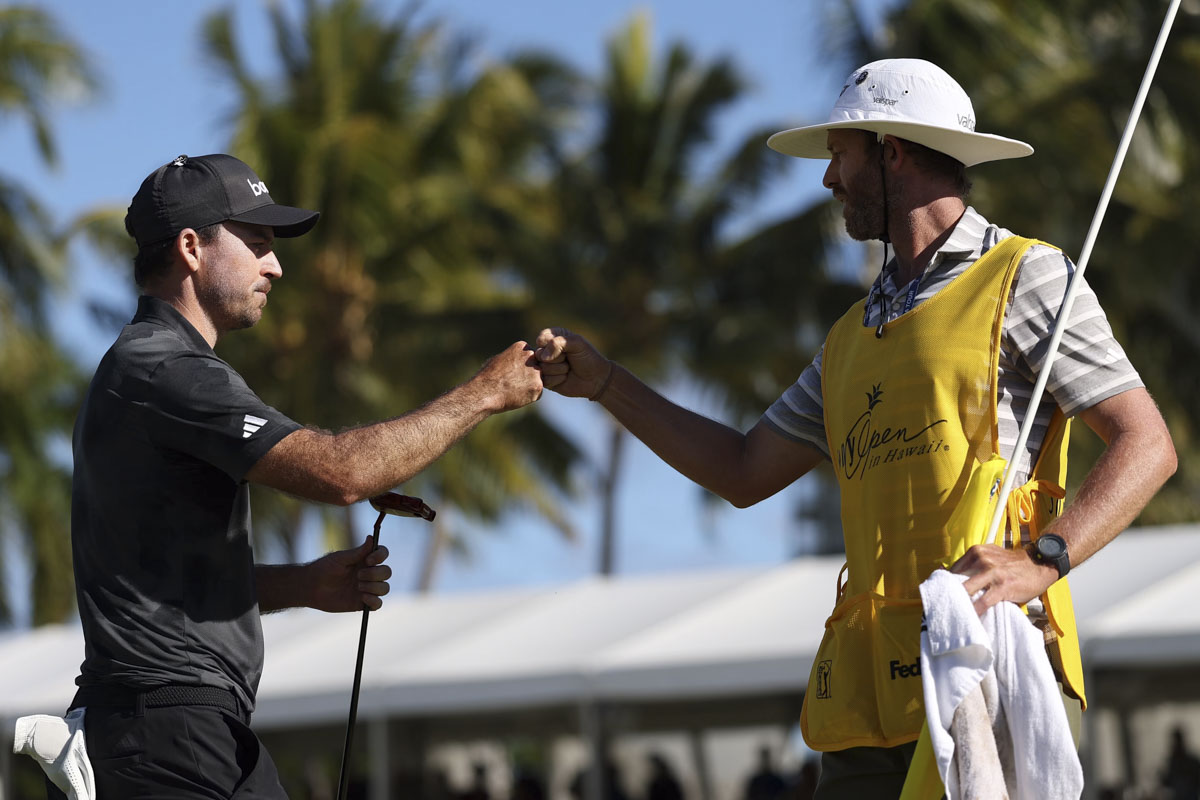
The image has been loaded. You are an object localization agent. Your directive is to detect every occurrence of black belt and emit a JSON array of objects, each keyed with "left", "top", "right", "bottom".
[{"left": 72, "top": 684, "right": 248, "bottom": 723}]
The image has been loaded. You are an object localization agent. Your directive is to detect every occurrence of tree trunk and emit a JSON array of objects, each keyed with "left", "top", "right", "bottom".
[
  {"left": 598, "top": 422, "right": 626, "bottom": 576},
  {"left": 342, "top": 504, "right": 357, "bottom": 551},
  {"left": 279, "top": 502, "right": 305, "bottom": 563},
  {"left": 414, "top": 515, "right": 446, "bottom": 594},
  {"left": 31, "top": 495, "right": 73, "bottom": 626}
]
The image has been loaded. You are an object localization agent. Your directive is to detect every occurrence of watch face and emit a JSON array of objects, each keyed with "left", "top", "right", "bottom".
[{"left": 1039, "top": 536, "right": 1066, "bottom": 558}]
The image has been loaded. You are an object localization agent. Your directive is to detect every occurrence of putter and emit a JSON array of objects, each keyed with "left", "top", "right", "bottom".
[{"left": 336, "top": 492, "right": 436, "bottom": 800}]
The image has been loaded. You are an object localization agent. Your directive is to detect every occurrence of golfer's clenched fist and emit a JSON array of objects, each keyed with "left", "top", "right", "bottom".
[
  {"left": 535, "top": 327, "right": 614, "bottom": 400},
  {"left": 472, "top": 340, "right": 545, "bottom": 410}
]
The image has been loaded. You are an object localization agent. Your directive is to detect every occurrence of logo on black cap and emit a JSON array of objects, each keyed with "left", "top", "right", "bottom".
[{"left": 125, "top": 153, "right": 319, "bottom": 248}]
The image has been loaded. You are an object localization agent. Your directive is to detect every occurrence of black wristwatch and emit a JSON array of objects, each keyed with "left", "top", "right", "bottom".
[{"left": 1032, "top": 533, "right": 1070, "bottom": 579}]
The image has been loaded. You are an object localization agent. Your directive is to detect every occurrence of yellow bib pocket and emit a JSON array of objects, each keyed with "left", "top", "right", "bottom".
[{"left": 801, "top": 588, "right": 926, "bottom": 751}]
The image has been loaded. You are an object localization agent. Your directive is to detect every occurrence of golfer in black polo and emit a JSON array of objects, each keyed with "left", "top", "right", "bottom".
[{"left": 68, "top": 154, "right": 545, "bottom": 798}]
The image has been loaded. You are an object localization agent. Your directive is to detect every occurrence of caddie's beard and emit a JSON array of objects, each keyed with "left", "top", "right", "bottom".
[
  {"left": 840, "top": 149, "right": 897, "bottom": 242},
  {"left": 842, "top": 186, "right": 888, "bottom": 242}
]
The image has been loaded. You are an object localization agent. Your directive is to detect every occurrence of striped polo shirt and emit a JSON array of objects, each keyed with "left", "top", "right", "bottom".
[{"left": 762, "top": 207, "right": 1142, "bottom": 490}]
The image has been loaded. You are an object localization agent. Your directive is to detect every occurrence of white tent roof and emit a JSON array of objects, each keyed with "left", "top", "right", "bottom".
[
  {"left": 0, "top": 624, "right": 88, "bottom": 720},
  {"left": 1067, "top": 524, "right": 1200, "bottom": 637},
  {"left": 2, "top": 526, "right": 1198, "bottom": 730},
  {"left": 254, "top": 567, "right": 761, "bottom": 727},
  {"left": 1082, "top": 556, "right": 1200, "bottom": 666},
  {"left": 589, "top": 557, "right": 841, "bottom": 700}
]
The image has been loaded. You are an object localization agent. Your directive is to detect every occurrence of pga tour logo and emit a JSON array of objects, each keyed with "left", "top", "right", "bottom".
[
  {"left": 246, "top": 178, "right": 270, "bottom": 196},
  {"left": 815, "top": 660, "right": 832, "bottom": 699}
]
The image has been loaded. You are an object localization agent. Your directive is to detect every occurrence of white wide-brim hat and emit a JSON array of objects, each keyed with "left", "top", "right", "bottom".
[{"left": 767, "top": 59, "right": 1033, "bottom": 168}]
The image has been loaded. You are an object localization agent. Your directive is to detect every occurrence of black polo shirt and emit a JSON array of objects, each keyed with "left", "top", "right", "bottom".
[{"left": 71, "top": 296, "right": 301, "bottom": 712}]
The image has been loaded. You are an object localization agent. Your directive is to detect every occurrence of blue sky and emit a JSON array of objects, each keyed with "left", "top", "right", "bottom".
[{"left": 1, "top": 0, "right": 898, "bottom": 623}]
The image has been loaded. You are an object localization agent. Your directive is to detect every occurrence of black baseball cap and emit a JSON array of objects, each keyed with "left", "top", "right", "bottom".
[{"left": 125, "top": 153, "right": 320, "bottom": 248}]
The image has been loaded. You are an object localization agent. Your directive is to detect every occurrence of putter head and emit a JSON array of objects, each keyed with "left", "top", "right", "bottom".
[{"left": 369, "top": 492, "right": 436, "bottom": 521}]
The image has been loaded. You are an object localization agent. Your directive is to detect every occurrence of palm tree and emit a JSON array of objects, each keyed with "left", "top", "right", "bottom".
[
  {"left": 511, "top": 13, "right": 858, "bottom": 571},
  {"left": 0, "top": 5, "right": 97, "bottom": 625},
  {"left": 202, "top": 0, "right": 581, "bottom": 587},
  {"left": 825, "top": 0, "right": 1200, "bottom": 521}
]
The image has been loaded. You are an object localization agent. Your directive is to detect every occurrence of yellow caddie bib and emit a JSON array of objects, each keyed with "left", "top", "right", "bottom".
[{"left": 800, "top": 235, "right": 1086, "bottom": 753}]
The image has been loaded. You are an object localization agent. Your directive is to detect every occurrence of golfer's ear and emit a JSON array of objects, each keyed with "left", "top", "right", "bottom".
[{"left": 175, "top": 229, "right": 202, "bottom": 275}]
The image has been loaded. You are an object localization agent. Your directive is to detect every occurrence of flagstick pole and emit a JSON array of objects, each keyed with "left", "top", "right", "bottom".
[{"left": 983, "top": 0, "right": 1183, "bottom": 546}]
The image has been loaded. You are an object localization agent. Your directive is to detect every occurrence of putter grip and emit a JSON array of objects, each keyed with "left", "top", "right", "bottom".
[{"left": 369, "top": 492, "right": 436, "bottom": 521}]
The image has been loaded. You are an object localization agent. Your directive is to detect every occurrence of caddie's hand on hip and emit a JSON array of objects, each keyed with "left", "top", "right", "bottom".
[
  {"left": 534, "top": 327, "right": 613, "bottom": 399},
  {"left": 950, "top": 543, "right": 1059, "bottom": 616}
]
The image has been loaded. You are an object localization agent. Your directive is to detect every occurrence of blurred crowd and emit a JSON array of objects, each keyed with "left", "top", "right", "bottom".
[
  {"left": 330, "top": 726, "right": 1200, "bottom": 800},
  {"left": 1097, "top": 726, "right": 1200, "bottom": 800},
  {"left": 335, "top": 744, "right": 818, "bottom": 800},
  {"left": 556, "top": 747, "right": 817, "bottom": 800}
]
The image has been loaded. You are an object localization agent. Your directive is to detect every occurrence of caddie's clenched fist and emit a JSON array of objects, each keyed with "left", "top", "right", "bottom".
[{"left": 534, "top": 327, "right": 613, "bottom": 400}]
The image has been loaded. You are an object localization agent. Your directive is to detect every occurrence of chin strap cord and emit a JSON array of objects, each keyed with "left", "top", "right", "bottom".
[{"left": 876, "top": 137, "right": 891, "bottom": 339}]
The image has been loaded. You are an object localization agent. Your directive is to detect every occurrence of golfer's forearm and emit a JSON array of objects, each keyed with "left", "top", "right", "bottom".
[
  {"left": 248, "top": 380, "right": 500, "bottom": 505},
  {"left": 595, "top": 364, "right": 761, "bottom": 506},
  {"left": 255, "top": 563, "right": 311, "bottom": 613},
  {"left": 330, "top": 384, "right": 499, "bottom": 498}
]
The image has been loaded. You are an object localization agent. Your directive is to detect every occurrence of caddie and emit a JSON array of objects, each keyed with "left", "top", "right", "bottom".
[{"left": 532, "top": 58, "right": 1176, "bottom": 797}]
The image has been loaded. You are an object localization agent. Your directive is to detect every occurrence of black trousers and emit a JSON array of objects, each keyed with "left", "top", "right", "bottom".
[{"left": 46, "top": 702, "right": 287, "bottom": 799}]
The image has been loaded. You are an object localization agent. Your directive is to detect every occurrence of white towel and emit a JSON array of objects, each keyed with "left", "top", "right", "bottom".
[
  {"left": 984, "top": 586, "right": 1083, "bottom": 800},
  {"left": 13, "top": 708, "right": 95, "bottom": 800},
  {"left": 919, "top": 569, "right": 1082, "bottom": 800}
]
